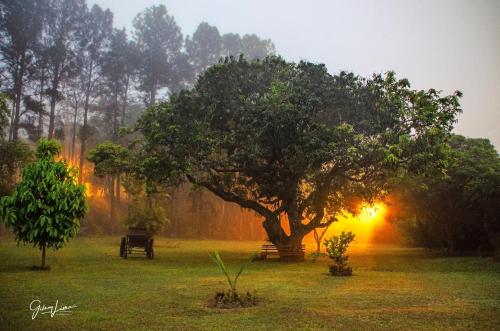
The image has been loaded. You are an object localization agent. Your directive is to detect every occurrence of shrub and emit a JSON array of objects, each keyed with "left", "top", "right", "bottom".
[
  {"left": 124, "top": 200, "right": 169, "bottom": 235},
  {"left": 324, "top": 231, "right": 355, "bottom": 276}
]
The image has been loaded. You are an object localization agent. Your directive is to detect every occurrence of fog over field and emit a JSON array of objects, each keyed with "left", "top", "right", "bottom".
[{"left": 91, "top": 0, "right": 500, "bottom": 149}]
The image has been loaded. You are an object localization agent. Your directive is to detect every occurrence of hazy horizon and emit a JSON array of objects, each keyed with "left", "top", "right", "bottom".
[{"left": 90, "top": 0, "right": 500, "bottom": 149}]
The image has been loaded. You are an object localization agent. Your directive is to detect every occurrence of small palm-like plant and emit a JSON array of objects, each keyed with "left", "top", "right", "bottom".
[{"left": 209, "top": 251, "right": 257, "bottom": 307}]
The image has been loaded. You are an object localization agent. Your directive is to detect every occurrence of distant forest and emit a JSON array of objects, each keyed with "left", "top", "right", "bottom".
[{"left": 0, "top": 0, "right": 275, "bottom": 239}]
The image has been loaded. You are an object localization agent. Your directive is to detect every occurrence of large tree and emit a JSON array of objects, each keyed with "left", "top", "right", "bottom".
[
  {"left": 186, "top": 22, "right": 222, "bottom": 77},
  {"left": 0, "top": 0, "right": 45, "bottom": 140},
  {"left": 101, "top": 28, "right": 138, "bottom": 140},
  {"left": 137, "top": 57, "right": 461, "bottom": 260},
  {"left": 44, "top": 0, "right": 85, "bottom": 139},
  {"left": 77, "top": 4, "right": 113, "bottom": 182},
  {"left": 132, "top": 5, "right": 188, "bottom": 106}
]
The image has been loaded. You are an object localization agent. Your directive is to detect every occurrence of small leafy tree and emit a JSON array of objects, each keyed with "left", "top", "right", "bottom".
[
  {"left": 0, "top": 139, "right": 86, "bottom": 269},
  {"left": 209, "top": 251, "right": 257, "bottom": 307},
  {"left": 87, "top": 141, "right": 129, "bottom": 234},
  {"left": 324, "top": 231, "right": 356, "bottom": 276},
  {"left": 88, "top": 142, "right": 171, "bottom": 235}
]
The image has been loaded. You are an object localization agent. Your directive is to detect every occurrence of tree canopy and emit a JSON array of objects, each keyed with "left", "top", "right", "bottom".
[
  {"left": 136, "top": 56, "right": 462, "bottom": 258},
  {"left": 133, "top": 4, "right": 188, "bottom": 105},
  {"left": 186, "top": 22, "right": 222, "bottom": 76}
]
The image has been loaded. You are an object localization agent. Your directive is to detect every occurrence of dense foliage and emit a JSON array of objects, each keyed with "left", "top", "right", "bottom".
[
  {"left": 87, "top": 142, "right": 170, "bottom": 234},
  {"left": 395, "top": 135, "right": 500, "bottom": 254},
  {"left": 0, "top": 93, "right": 33, "bottom": 196},
  {"left": 0, "top": 139, "right": 87, "bottom": 267},
  {"left": 0, "top": 140, "right": 33, "bottom": 196},
  {"left": 324, "top": 231, "right": 356, "bottom": 265},
  {"left": 136, "top": 56, "right": 461, "bottom": 258}
]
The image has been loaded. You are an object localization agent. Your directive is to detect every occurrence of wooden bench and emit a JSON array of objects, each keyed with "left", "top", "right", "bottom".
[{"left": 260, "top": 243, "right": 305, "bottom": 260}]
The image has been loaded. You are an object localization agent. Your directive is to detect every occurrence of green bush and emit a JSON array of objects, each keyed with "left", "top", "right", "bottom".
[
  {"left": 324, "top": 231, "right": 355, "bottom": 276},
  {"left": 123, "top": 200, "right": 169, "bottom": 235},
  {"left": 122, "top": 175, "right": 170, "bottom": 235}
]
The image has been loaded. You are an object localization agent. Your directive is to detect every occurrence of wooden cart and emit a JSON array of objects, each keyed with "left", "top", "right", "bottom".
[{"left": 120, "top": 227, "right": 154, "bottom": 259}]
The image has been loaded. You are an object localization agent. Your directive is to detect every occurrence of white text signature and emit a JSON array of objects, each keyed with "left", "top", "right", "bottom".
[{"left": 30, "top": 299, "right": 77, "bottom": 320}]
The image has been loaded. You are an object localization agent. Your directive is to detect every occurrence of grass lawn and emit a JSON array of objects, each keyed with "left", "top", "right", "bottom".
[{"left": 0, "top": 236, "right": 499, "bottom": 330}]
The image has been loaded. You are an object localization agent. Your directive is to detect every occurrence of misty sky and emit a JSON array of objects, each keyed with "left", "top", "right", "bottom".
[{"left": 90, "top": 0, "right": 500, "bottom": 148}]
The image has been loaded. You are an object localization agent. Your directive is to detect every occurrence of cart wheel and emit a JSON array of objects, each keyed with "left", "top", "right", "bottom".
[{"left": 120, "top": 237, "right": 126, "bottom": 258}]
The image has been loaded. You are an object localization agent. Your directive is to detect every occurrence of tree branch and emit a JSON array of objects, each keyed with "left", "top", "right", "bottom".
[{"left": 185, "top": 174, "right": 274, "bottom": 219}]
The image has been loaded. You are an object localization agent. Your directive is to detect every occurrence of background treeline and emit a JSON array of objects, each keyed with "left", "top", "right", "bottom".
[
  {"left": 0, "top": 0, "right": 270, "bottom": 240},
  {"left": 390, "top": 134, "right": 500, "bottom": 255},
  {"left": 1, "top": 1, "right": 498, "bottom": 254}
]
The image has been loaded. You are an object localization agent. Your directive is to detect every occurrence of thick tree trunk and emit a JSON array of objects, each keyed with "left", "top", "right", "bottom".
[
  {"left": 283, "top": 234, "right": 306, "bottom": 260},
  {"left": 263, "top": 215, "right": 305, "bottom": 261}
]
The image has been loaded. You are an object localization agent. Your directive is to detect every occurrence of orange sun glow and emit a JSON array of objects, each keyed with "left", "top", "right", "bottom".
[{"left": 358, "top": 203, "right": 385, "bottom": 223}]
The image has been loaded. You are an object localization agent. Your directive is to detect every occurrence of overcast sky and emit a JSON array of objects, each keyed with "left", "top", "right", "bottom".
[{"left": 90, "top": 0, "right": 500, "bottom": 149}]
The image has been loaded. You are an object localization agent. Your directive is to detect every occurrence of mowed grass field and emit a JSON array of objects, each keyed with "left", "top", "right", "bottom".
[{"left": 0, "top": 236, "right": 499, "bottom": 330}]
